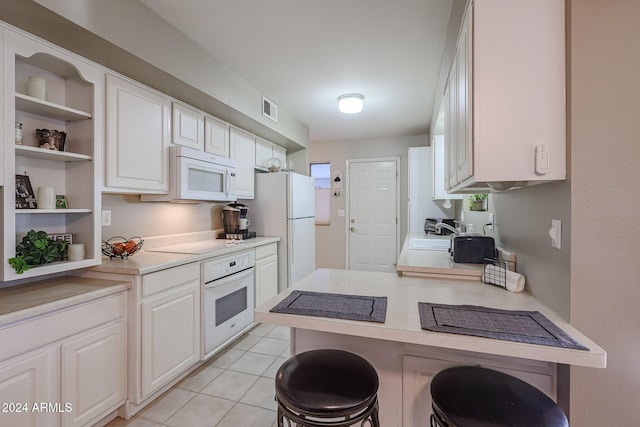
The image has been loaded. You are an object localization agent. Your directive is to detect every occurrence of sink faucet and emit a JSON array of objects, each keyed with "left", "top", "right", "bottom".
[
  {"left": 435, "top": 223, "right": 458, "bottom": 235},
  {"left": 454, "top": 220, "right": 467, "bottom": 233}
]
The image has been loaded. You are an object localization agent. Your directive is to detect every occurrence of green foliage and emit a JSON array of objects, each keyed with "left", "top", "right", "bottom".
[
  {"left": 8, "top": 230, "right": 69, "bottom": 274},
  {"left": 471, "top": 193, "right": 489, "bottom": 201}
]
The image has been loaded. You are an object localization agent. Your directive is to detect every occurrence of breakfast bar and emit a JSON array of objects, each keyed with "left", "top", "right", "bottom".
[{"left": 255, "top": 268, "right": 606, "bottom": 427}]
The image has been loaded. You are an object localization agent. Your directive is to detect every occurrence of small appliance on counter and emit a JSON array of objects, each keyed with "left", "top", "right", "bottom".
[
  {"left": 425, "top": 218, "right": 456, "bottom": 235},
  {"left": 219, "top": 202, "right": 256, "bottom": 240},
  {"left": 451, "top": 234, "right": 496, "bottom": 264}
]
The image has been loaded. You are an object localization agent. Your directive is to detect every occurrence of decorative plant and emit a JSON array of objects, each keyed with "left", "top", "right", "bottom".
[
  {"left": 471, "top": 193, "right": 489, "bottom": 202},
  {"left": 469, "top": 193, "right": 489, "bottom": 211},
  {"left": 8, "top": 229, "right": 69, "bottom": 274}
]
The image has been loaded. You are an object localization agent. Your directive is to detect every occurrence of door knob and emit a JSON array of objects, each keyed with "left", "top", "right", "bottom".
[{"left": 350, "top": 227, "right": 358, "bottom": 233}]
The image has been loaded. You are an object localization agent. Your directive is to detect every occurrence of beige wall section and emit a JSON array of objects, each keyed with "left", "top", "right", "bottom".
[
  {"left": 1, "top": 0, "right": 308, "bottom": 150},
  {"left": 569, "top": 0, "right": 640, "bottom": 424},
  {"left": 101, "top": 195, "right": 226, "bottom": 241},
  {"left": 310, "top": 135, "right": 427, "bottom": 269},
  {"left": 491, "top": 181, "right": 571, "bottom": 320}
]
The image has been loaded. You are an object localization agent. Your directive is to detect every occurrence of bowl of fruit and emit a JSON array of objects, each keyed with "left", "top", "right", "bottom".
[{"left": 102, "top": 236, "right": 143, "bottom": 259}]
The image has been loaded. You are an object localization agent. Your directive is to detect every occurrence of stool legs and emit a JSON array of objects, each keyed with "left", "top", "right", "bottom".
[{"left": 276, "top": 397, "right": 380, "bottom": 427}]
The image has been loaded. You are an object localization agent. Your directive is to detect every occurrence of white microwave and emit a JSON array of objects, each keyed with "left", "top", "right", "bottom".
[{"left": 142, "top": 146, "right": 237, "bottom": 202}]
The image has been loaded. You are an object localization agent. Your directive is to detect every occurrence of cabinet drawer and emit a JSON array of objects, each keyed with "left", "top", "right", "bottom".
[
  {"left": 142, "top": 263, "right": 200, "bottom": 298},
  {"left": 0, "top": 293, "right": 126, "bottom": 363},
  {"left": 255, "top": 243, "right": 277, "bottom": 259}
]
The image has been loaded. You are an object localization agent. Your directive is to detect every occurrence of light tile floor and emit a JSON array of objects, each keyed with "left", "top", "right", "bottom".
[{"left": 106, "top": 323, "right": 289, "bottom": 427}]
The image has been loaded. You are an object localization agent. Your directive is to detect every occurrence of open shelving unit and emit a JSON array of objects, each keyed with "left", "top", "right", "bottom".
[{"left": 2, "top": 29, "right": 103, "bottom": 281}]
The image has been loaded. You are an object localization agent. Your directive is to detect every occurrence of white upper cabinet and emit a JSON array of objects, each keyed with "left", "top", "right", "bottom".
[
  {"left": 273, "top": 144, "right": 287, "bottom": 169},
  {"left": 204, "top": 114, "right": 230, "bottom": 157},
  {"left": 255, "top": 137, "right": 287, "bottom": 170},
  {"left": 172, "top": 101, "right": 204, "bottom": 150},
  {"left": 2, "top": 28, "right": 103, "bottom": 281},
  {"left": 105, "top": 73, "right": 170, "bottom": 194},
  {"left": 255, "top": 137, "right": 272, "bottom": 169},
  {"left": 432, "top": 136, "right": 463, "bottom": 201},
  {"left": 444, "top": 0, "right": 566, "bottom": 192},
  {"left": 230, "top": 127, "right": 255, "bottom": 199}
]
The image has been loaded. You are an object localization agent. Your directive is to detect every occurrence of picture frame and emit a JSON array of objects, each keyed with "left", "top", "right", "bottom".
[
  {"left": 15, "top": 174, "right": 37, "bottom": 209},
  {"left": 56, "top": 194, "right": 68, "bottom": 209}
]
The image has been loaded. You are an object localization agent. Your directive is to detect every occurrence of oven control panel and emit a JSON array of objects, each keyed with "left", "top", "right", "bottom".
[{"left": 203, "top": 250, "right": 256, "bottom": 282}]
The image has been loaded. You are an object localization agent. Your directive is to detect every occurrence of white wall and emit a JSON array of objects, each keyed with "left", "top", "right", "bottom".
[
  {"left": 569, "top": 0, "right": 640, "bottom": 424},
  {"left": 310, "top": 135, "right": 428, "bottom": 269},
  {"left": 0, "top": 0, "right": 309, "bottom": 150}
]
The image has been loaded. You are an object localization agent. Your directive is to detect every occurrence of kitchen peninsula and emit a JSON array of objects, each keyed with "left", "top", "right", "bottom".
[{"left": 255, "top": 268, "right": 606, "bottom": 427}]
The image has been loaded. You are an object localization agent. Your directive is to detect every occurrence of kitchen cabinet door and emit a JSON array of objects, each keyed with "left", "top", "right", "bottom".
[
  {"left": 0, "top": 346, "right": 59, "bottom": 427},
  {"left": 402, "top": 356, "right": 457, "bottom": 427},
  {"left": 60, "top": 321, "right": 126, "bottom": 427},
  {"left": 140, "top": 276, "right": 200, "bottom": 398},
  {"left": 204, "top": 115, "right": 230, "bottom": 157},
  {"left": 230, "top": 127, "right": 255, "bottom": 199},
  {"left": 255, "top": 137, "right": 272, "bottom": 169},
  {"left": 255, "top": 244, "right": 278, "bottom": 307},
  {"left": 105, "top": 73, "right": 170, "bottom": 193},
  {"left": 172, "top": 101, "right": 204, "bottom": 150},
  {"left": 273, "top": 144, "right": 287, "bottom": 169},
  {"left": 444, "top": 0, "right": 566, "bottom": 192}
]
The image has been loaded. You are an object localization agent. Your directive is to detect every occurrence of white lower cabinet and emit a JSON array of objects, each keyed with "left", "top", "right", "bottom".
[
  {"left": 255, "top": 243, "right": 278, "bottom": 307},
  {"left": 402, "top": 353, "right": 555, "bottom": 427},
  {"left": 139, "top": 264, "right": 200, "bottom": 399},
  {"left": 0, "top": 347, "right": 59, "bottom": 427},
  {"left": 61, "top": 322, "right": 126, "bottom": 427},
  {"left": 0, "top": 290, "right": 126, "bottom": 427},
  {"left": 79, "top": 262, "right": 201, "bottom": 417}
]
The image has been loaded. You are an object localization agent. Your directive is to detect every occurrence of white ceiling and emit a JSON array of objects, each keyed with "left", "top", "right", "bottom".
[{"left": 139, "top": 0, "right": 454, "bottom": 143}]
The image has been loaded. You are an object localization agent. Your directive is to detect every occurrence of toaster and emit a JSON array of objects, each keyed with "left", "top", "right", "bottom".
[{"left": 451, "top": 234, "right": 496, "bottom": 264}]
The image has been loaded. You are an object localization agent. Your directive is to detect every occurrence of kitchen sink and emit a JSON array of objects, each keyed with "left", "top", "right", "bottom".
[{"left": 408, "top": 238, "right": 451, "bottom": 251}]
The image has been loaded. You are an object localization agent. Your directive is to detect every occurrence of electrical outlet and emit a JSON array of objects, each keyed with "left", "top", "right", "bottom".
[{"left": 102, "top": 210, "right": 112, "bottom": 226}]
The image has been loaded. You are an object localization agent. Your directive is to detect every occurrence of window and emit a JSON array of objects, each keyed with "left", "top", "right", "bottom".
[{"left": 310, "top": 163, "right": 331, "bottom": 225}]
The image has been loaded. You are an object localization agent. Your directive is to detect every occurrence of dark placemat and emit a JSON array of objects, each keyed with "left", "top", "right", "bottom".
[
  {"left": 270, "top": 290, "right": 387, "bottom": 323},
  {"left": 418, "top": 302, "right": 588, "bottom": 350}
]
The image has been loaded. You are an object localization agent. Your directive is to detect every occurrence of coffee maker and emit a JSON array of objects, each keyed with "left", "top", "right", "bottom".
[{"left": 220, "top": 202, "right": 255, "bottom": 239}]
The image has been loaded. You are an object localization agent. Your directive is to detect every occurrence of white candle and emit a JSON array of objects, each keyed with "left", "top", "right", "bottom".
[
  {"left": 27, "top": 77, "right": 46, "bottom": 100},
  {"left": 67, "top": 243, "right": 85, "bottom": 261},
  {"left": 36, "top": 186, "right": 55, "bottom": 209}
]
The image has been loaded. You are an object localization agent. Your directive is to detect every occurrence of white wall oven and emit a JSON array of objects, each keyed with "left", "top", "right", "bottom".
[{"left": 202, "top": 250, "right": 255, "bottom": 359}]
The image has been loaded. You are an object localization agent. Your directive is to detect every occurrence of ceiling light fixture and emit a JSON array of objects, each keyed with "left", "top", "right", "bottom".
[{"left": 338, "top": 93, "right": 364, "bottom": 114}]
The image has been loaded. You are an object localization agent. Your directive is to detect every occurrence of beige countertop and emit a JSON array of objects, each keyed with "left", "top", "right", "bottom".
[
  {"left": 0, "top": 234, "right": 279, "bottom": 327},
  {"left": 396, "top": 233, "right": 483, "bottom": 279},
  {"left": 90, "top": 236, "right": 281, "bottom": 275},
  {"left": 256, "top": 268, "right": 606, "bottom": 368},
  {"left": 0, "top": 276, "right": 130, "bottom": 326}
]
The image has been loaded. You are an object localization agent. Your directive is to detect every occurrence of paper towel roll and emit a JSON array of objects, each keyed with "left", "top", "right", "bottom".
[{"left": 483, "top": 264, "right": 525, "bottom": 292}]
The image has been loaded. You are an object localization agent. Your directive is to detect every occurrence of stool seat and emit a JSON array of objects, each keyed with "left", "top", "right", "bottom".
[
  {"left": 431, "top": 366, "right": 568, "bottom": 427},
  {"left": 276, "top": 349, "right": 378, "bottom": 417}
]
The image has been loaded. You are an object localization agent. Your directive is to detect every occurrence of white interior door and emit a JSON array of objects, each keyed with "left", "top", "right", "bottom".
[{"left": 348, "top": 160, "right": 398, "bottom": 272}]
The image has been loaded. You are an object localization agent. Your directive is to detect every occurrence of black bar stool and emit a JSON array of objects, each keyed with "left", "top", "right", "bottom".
[
  {"left": 430, "top": 366, "right": 568, "bottom": 427},
  {"left": 275, "top": 349, "right": 381, "bottom": 427}
]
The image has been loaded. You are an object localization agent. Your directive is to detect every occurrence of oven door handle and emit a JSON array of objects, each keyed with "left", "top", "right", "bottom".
[{"left": 204, "top": 267, "right": 254, "bottom": 289}]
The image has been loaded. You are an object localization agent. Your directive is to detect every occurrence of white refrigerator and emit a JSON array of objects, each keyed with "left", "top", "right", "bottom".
[{"left": 249, "top": 172, "right": 316, "bottom": 292}]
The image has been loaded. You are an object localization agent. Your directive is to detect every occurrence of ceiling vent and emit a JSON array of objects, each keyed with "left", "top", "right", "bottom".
[{"left": 262, "top": 96, "right": 278, "bottom": 123}]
